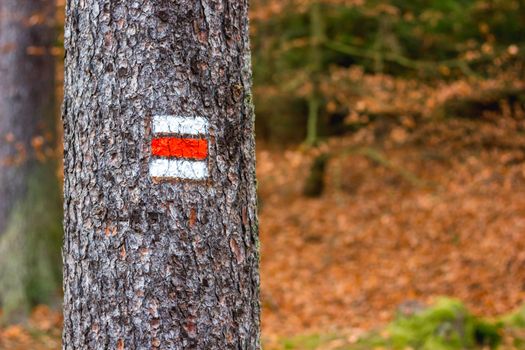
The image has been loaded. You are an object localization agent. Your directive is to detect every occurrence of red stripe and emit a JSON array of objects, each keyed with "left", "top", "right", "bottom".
[{"left": 151, "top": 137, "right": 208, "bottom": 160}]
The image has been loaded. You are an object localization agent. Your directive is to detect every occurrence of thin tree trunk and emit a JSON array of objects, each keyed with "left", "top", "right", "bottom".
[
  {"left": 0, "top": 0, "right": 62, "bottom": 319},
  {"left": 306, "top": 1, "right": 324, "bottom": 146},
  {"left": 62, "top": 1, "right": 260, "bottom": 349}
]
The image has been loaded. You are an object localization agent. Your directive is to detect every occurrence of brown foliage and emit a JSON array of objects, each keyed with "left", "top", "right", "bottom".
[{"left": 258, "top": 109, "right": 525, "bottom": 336}]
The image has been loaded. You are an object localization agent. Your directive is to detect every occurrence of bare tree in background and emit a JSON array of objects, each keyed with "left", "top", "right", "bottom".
[
  {"left": 62, "top": 0, "right": 260, "bottom": 348},
  {"left": 0, "top": 0, "right": 62, "bottom": 319}
]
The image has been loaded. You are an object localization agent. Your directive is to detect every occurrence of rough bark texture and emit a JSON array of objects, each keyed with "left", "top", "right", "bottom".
[
  {"left": 62, "top": 0, "right": 260, "bottom": 349},
  {"left": 0, "top": 0, "right": 62, "bottom": 318}
]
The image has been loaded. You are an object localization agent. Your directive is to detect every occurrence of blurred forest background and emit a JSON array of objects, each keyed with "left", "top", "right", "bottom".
[{"left": 1, "top": 0, "right": 525, "bottom": 349}]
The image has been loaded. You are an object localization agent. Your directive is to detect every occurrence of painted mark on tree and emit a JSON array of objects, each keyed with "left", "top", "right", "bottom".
[
  {"left": 150, "top": 116, "right": 209, "bottom": 181},
  {"left": 151, "top": 138, "right": 208, "bottom": 159}
]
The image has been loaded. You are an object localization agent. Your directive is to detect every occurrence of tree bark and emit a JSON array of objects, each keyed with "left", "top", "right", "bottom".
[
  {"left": 62, "top": 0, "right": 260, "bottom": 349},
  {"left": 0, "top": 0, "right": 62, "bottom": 319}
]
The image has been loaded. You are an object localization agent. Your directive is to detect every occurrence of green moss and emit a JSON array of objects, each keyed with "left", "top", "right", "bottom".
[
  {"left": 0, "top": 209, "right": 29, "bottom": 319},
  {"left": 279, "top": 333, "right": 340, "bottom": 350},
  {"left": 0, "top": 162, "right": 62, "bottom": 322},
  {"left": 386, "top": 298, "right": 501, "bottom": 349},
  {"left": 502, "top": 304, "right": 525, "bottom": 328},
  {"left": 266, "top": 298, "right": 508, "bottom": 350},
  {"left": 500, "top": 304, "right": 525, "bottom": 348}
]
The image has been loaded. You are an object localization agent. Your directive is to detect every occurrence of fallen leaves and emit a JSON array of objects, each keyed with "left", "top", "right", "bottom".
[
  {"left": 0, "top": 306, "right": 61, "bottom": 350},
  {"left": 258, "top": 112, "right": 525, "bottom": 337}
]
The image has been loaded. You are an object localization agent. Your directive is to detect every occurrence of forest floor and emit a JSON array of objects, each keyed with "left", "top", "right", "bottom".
[
  {"left": 259, "top": 113, "right": 525, "bottom": 337},
  {"left": 1, "top": 112, "right": 525, "bottom": 349}
]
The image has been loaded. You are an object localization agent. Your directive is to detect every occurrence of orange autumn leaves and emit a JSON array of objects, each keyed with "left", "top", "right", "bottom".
[
  {"left": 0, "top": 306, "right": 61, "bottom": 350},
  {"left": 258, "top": 111, "right": 525, "bottom": 336}
]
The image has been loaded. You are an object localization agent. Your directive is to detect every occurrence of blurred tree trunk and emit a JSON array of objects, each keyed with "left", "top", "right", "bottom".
[
  {"left": 306, "top": 1, "right": 324, "bottom": 146},
  {"left": 0, "top": 0, "right": 62, "bottom": 320},
  {"left": 62, "top": 0, "right": 259, "bottom": 349}
]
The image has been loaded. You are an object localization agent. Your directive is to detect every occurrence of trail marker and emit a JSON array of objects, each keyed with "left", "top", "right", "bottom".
[{"left": 149, "top": 115, "right": 209, "bottom": 181}]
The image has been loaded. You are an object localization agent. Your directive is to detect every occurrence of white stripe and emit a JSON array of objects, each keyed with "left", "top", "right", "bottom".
[
  {"left": 149, "top": 159, "right": 208, "bottom": 180},
  {"left": 152, "top": 115, "right": 208, "bottom": 135}
]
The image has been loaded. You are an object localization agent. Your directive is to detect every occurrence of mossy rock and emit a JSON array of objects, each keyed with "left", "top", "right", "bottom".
[{"left": 386, "top": 298, "right": 501, "bottom": 350}]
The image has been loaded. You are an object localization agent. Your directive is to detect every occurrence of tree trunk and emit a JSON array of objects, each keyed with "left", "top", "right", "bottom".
[
  {"left": 0, "top": 0, "right": 62, "bottom": 319},
  {"left": 305, "top": 1, "right": 324, "bottom": 146},
  {"left": 62, "top": 1, "right": 260, "bottom": 349}
]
